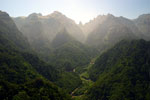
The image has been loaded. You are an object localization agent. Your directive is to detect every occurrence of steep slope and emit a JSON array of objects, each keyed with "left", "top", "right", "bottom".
[
  {"left": 0, "top": 11, "right": 59, "bottom": 83},
  {"left": 51, "top": 28, "right": 74, "bottom": 48},
  {"left": 81, "top": 14, "right": 142, "bottom": 38},
  {"left": 85, "top": 39, "right": 150, "bottom": 100},
  {"left": 13, "top": 11, "right": 84, "bottom": 45},
  {"left": 117, "top": 16, "right": 142, "bottom": 37},
  {"left": 80, "top": 15, "right": 108, "bottom": 37},
  {"left": 46, "top": 11, "right": 85, "bottom": 42},
  {"left": 0, "top": 11, "right": 39, "bottom": 84},
  {"left": 49, "top": 29, "right": 98, "bottom": 71},
  {"left": 13, "top": 12, "right": 86, "bottom": 65},
  {"left": 47, "top": 29, "right": 97, "bottom": 93},
  {"left": 134, "top": 14, "right": 150, "bottom": 40},
  {"left": 86, "top": 14, "right": 137, "bottom": 51},
  {"left": 0, "top": 11, "right": 74, "bottom": 100},
  {"left": 0, "top": 11, "right": 29, "bottom": 50},
  {"left": 0, "top": 78, "right": 72, "bottom": 100},
  {"left": 13, "top": 13, "right": 52, "bottom": 54},
  {"left": 0, "top": 11, "right": 83, "bottom": 96}
]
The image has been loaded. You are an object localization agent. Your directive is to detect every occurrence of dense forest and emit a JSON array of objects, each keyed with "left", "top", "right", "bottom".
[
  {"left": 85, "top": 40, "right": 150, "bottom": 100},
  {"left": 0, "top": 10, "right": 150, "bottom": 100}
]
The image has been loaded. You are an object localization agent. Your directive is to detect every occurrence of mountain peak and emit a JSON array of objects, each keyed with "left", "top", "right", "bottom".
[
  {"left": 53, "top": 11, "right": 63, "bottom": 15},
  {"left": 55, "top": 28, "right": 73, "bottom": 40},
  {"left": 28, "top": 13, "right": 42, "bottom": 19},
  {"left": 0, "top": 10, "right": 9, "bottom": 15},
  {"left": 0, "top": 10, "right": 10, "bottom": 19},
  {"left": 49, "top": 11, "right": 64, "bottom": 17},
  {"left": 138, "top": 14, "right": 150, "bottom": 18},
  {"left": 51, "top": 28, "right": 74, "bottom": 48},
  {"left": 106, "top": 13, "right": 115, "bottom": 19}
]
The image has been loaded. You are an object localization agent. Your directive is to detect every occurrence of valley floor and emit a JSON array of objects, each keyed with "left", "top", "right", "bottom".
[{"left": 71, "top": 57, "right": 97, "bottom": 100}]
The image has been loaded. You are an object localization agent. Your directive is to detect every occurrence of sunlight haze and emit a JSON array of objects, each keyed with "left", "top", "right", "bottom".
[{"left": 1, "top": 0, "right": 150, "bottom": 23}]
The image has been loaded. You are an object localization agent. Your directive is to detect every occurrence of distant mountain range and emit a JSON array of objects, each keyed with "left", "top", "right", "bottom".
[
  {"left": 80, "top": 13, "right": 150, "bottom": 51},
  {"left": 13, "top": 11, "right": 84, "bottom": 45},
  {"left": 13, "top": 12, "right": 150, "bottom": 52}
]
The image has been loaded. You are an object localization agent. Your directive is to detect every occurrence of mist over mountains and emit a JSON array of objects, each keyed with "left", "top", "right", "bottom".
[
  {"left": 13, "top": 11, "right": 150, "bottom": 52},
  {"left": 0, "top": 10, "right": 150, "bottom": 100}
]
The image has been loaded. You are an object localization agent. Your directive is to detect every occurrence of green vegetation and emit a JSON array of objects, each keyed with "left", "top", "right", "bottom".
[
  {"left": 0, "top": 48, "right": 42, "bottom": 84},
  {"left": 0, "top": 78, "right": 72, "bottom": 100},
  {"left": 0, "top": 11, "right": 30, "bottom": 51},
  {"left": 85, "top": 39, "right": 150, "bottom": 100},
  {"left": 47, "top": 29, "right": 98, "bottom": 71},
  {"left": 0, "top": 11, "right": 72, "bottom": 100},
  {"left": 71, "top": 58, "right": 97, "bottom": 100},
  {"left": 55, "top": 72, "right": 82, "bottom": 93}
]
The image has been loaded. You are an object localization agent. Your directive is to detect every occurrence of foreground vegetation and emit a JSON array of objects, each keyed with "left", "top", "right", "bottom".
[{"left": 85, "top": 40, "right": 150, "bottom": 100}]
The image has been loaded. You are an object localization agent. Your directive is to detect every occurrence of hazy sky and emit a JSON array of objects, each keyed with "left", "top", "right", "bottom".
[{"left": 0, "top": 0, "right": 150, "bottom": 23}]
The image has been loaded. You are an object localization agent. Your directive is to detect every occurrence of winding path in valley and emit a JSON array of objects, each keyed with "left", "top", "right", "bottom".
[{"left": 71, "top": 58, "right": 97, "bottom": 98}]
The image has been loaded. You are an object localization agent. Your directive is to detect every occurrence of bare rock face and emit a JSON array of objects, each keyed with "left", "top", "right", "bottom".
[
  {"left": 82, "top": 13, "right": 150, "bottom": 51},
  {"left": 134, "top": 14, "right": 150, "bottom": 40},
  {"left": 13, "top": 11, "right": 85, "bottom": 50},
  {"left": 85, "top": 14, "right": 136, "bottom": 51}
]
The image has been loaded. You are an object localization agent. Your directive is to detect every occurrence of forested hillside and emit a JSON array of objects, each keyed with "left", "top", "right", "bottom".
[
  {"left": 85, "top": 39, "right": 150, "bottom": 100},
  {"left": 49, "top": 28, "right": 98, "bottom": 70},
  {"left": 0, "top": 11, "right": 73, "bottom": 100},
  {"left": 0, "top": 79, "right": 71, "bottom": 100}
]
